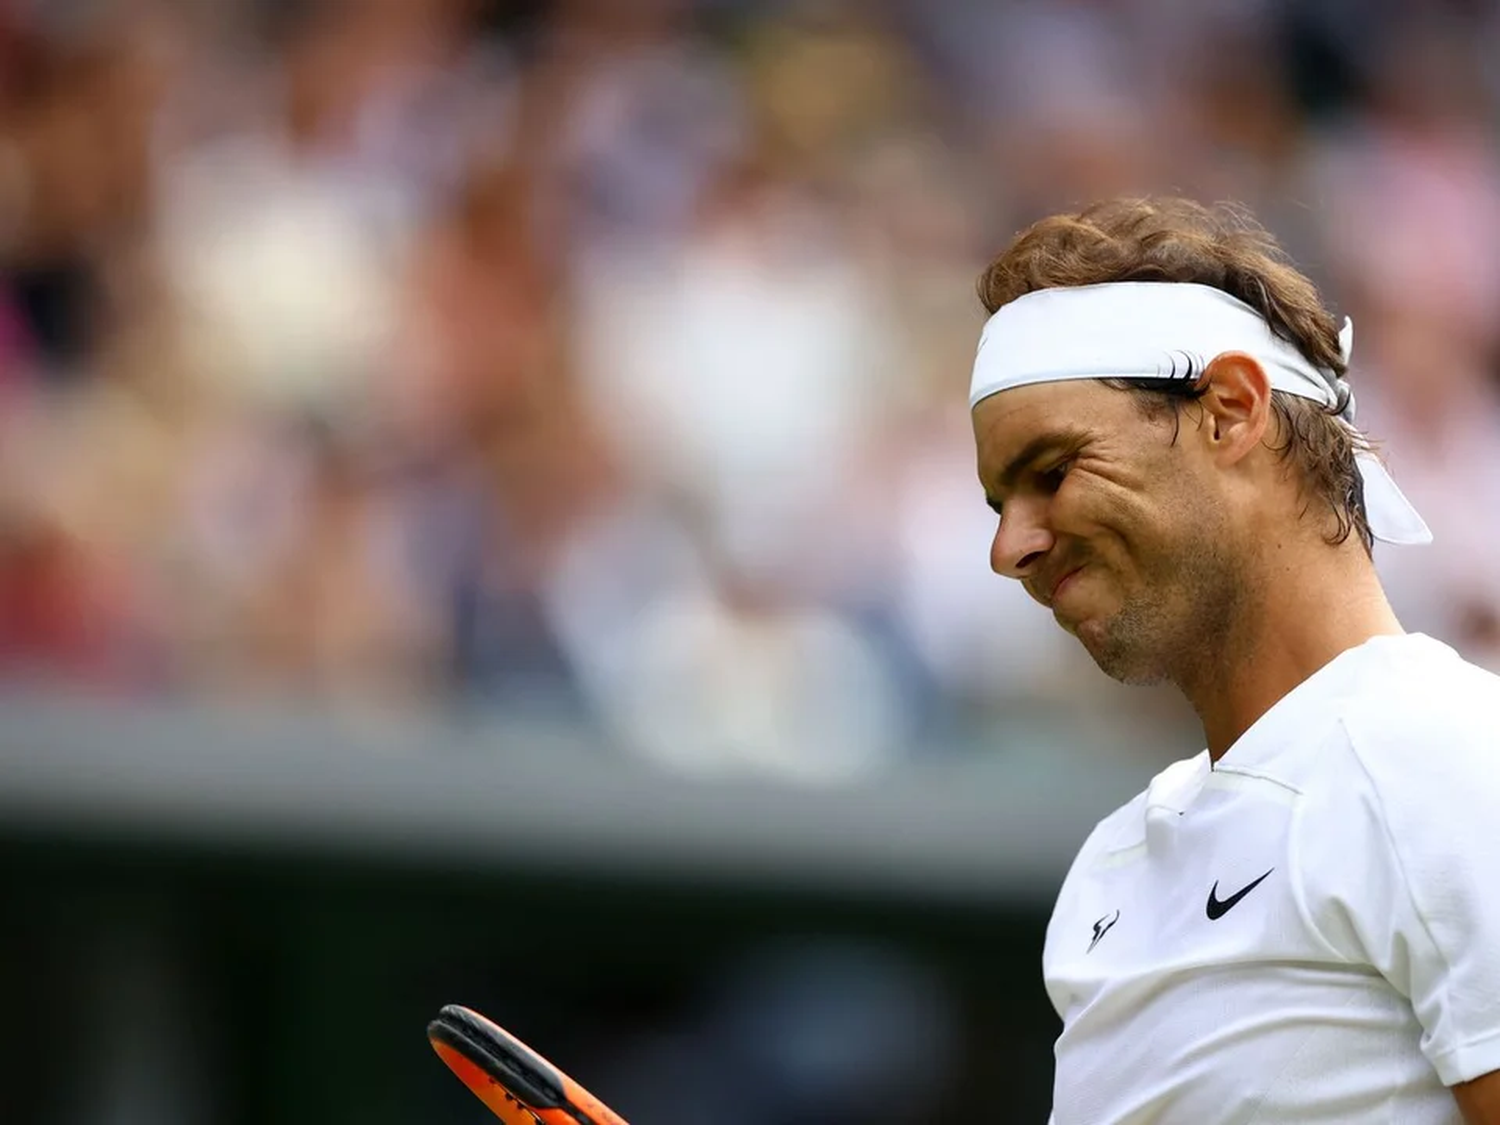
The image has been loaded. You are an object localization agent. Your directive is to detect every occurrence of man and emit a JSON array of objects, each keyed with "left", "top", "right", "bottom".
[{"left": 968, "top": 197, "right": 1500, "bottom": 1124}]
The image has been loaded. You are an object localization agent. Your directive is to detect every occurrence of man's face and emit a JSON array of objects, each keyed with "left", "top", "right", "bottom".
[{"left": 972, "top": 380, "right": 1247, "bottom": 684}]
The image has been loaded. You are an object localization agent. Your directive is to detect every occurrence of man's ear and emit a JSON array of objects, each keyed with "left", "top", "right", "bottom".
[{"left": 1195, "top": 351, "right": 1273, "bottom": 467}]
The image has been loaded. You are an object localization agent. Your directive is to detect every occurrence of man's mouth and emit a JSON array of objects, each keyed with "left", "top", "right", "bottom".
[{"left": 1050, "top": 566, "right": 1084, "bottom": 606}]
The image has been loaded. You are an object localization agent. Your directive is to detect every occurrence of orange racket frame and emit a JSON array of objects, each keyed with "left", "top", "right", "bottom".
[{"left": 427, "top": 1003, "right": 629, "bottom": 1125}]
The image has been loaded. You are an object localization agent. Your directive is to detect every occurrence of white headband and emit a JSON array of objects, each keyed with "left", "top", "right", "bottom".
[{"left": 969, "top": 282, "right": 1431, "bottom": 546}]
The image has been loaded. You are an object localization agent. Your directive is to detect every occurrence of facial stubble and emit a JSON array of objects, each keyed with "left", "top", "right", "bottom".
[{"left": 1077, "top": 500, "right": 1246, "bottom": 688}]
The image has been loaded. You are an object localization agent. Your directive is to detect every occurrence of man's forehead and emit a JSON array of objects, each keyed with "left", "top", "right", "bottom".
[{"left": 973, "top": 380, "right": 1112, "bottom": 449}]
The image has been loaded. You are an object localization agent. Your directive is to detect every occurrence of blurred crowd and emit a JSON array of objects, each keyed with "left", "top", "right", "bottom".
[{"left": 4, "top": 0, "right": 1500, "bottom": 778}]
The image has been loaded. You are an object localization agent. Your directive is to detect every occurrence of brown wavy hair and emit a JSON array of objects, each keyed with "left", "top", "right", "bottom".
[{"left": 977, "top": 197, "right": 1372, "bottom": 554}]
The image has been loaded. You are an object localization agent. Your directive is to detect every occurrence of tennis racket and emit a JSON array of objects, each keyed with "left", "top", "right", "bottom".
[{"left": 427, "top": 1003, "right": 629, "bottom": 1125}]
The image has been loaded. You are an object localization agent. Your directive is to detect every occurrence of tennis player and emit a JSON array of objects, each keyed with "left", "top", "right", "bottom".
[{"left": 968, "top": 198, "right": 1500, "bottom": 1124}]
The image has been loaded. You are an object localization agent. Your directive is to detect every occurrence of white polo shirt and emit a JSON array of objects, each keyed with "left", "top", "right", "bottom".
[{"left": 1044, "top": 633, "right": 1500, "bottom": 1124}]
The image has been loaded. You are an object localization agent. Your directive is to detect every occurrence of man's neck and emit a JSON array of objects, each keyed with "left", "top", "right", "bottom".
[{"left": 1176, "top": 542, "right": 1404, "bottom": 761}]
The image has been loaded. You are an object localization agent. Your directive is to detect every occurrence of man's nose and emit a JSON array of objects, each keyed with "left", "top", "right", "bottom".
[{"left": 990, "top": 501, "right": 1054, "bottom": 578}]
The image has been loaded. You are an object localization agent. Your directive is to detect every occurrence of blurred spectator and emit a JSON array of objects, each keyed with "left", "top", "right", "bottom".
[{"left": 0, "top": 0, "right": 1495, "bottom": 758}]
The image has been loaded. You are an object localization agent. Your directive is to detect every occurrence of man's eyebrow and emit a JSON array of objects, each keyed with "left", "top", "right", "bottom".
[{"left": 990, "top": 430, "right": 1088, "bottom": 495}]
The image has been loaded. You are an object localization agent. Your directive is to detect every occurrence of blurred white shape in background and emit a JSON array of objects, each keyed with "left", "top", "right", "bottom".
[
  {"left": 564, "top": 156, "right": 915, "bottom": 782},
  {"left": 574, "top": 176, "right": 897, "bottom": 579},
  {"left": 592, "top": 579, "right": 907, "bottom": 785},
  {"left": 545, "top": 484, "right": 908, "bottom": 786},
  {"left": 156, "top": 135, "right": 408, "bottom": 416}
]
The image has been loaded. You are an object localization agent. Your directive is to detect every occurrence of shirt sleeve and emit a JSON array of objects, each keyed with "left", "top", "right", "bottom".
[{"left": 1295, "top": 715, "right": 1500, "bottom": 1087}]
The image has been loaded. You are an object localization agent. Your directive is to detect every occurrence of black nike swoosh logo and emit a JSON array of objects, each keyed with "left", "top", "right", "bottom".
[{"left": 1205, "top": 868, "right": 1274, "bottom": 920}]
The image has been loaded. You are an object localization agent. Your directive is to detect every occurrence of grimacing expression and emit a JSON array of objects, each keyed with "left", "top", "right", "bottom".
[{"left": 972, "top": 380, "right": 1247, "bottom": 684}]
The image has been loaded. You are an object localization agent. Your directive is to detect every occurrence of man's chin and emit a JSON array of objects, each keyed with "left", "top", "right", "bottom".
[{"left": 1075, "top": 617, "right": 1166, "bottom": 686}]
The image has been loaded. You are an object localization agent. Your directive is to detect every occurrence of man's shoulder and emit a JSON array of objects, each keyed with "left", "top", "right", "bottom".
[
  {"left": 1251, "top": 634, "right": 1500, "bottom": 774},
  {"left": 1338, "top": 634, "right": 1500, "bottom": 760},
  {"left": 1301, "top": 636, "right": 1500, "bottom": 833}
]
